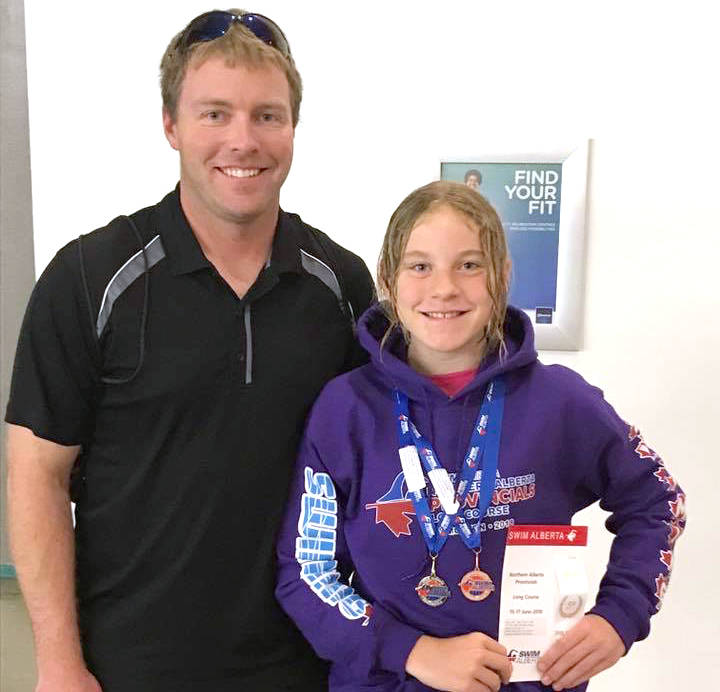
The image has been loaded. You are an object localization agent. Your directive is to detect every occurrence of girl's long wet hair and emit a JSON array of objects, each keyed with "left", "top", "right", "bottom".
[{"left": 377, "top": 180, "right": 510, "bottom": 358}]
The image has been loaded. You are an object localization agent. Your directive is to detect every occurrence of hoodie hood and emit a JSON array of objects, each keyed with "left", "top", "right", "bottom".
[{"left": 357, "top": 302, "right": 538, "bottom": 404}]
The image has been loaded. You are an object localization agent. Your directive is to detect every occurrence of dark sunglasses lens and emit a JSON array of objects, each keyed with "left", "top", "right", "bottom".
[
  {"left": 183, "top": 11, "right": 234, "bottom": 47},
  {"left": 239, "top": 14, "right": 290, "bottom": 56}
]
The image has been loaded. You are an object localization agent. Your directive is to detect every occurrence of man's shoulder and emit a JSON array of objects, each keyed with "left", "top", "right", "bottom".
[
  {"left": 68, "top": 192, "right": 174, "bottom": 286},
  {"left": 282, "top": 210, "right": 375, "bottom": 302},
  {"left": 41, "top": 192, "right": 174, "bottom": 321},
  {"left": 281, "top": 210, "right": 367, "bottom": 273},
  {"left": 281, "top": 210, "right": 376, "bottom": 321},
  {"left": 78, "top": 196, "right": 166, "bottom": 262}
]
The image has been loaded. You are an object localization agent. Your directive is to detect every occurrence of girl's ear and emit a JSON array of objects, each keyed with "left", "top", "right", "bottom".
[{"left": 503, "top": 258, "right": 512, "bottom": 291}]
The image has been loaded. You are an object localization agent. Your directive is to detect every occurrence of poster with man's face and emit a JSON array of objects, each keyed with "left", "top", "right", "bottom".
[{"left": 442, "top": 162, "right": 562, "bottom": 317}]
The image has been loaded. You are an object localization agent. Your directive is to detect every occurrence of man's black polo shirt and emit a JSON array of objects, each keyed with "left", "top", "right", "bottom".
[{"left": 6, "top": 189, "right": 375, "bottom": 691}]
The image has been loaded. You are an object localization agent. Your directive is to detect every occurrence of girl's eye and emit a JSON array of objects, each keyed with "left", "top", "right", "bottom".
[
  {"left": 411, "top": 263, "right": 429, "bottom": 273},
  {"left": 461, "top": 260, "right": 486, "bottom": 272}
]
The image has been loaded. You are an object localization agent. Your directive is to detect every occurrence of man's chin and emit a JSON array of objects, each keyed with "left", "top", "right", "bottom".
[{"left": 218, "top": 201, "right": 277, "bottom": 227}]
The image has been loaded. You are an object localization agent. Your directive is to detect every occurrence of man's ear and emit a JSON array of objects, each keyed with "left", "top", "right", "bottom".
[{"left": 162, "top": 108, "right": 179, "bottom": 150}]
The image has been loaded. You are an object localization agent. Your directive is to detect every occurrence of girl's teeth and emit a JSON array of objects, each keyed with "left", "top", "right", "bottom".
[{"left": 425, "top": 311, "right": 461, "bottom": 319}]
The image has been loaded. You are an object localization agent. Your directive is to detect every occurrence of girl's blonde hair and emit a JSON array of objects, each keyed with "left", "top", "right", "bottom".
[{"left": 377, "top": 180, "right": 510, "bottom": 357}]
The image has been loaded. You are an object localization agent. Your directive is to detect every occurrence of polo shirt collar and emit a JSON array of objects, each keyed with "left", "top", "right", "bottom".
[
  {"left": 268, "top": 210, "right": 302, "bottom": 275},
  {"left": 157, "top": 186, "right": 211, "bottom": 276},
  {"left": 157, "top": 186, "right": 302, "bottom": 277}
]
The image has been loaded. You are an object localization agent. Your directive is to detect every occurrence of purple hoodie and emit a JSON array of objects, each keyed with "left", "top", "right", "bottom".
[{"left": 276, "top": 304, "right": 685, "bottom": 691}]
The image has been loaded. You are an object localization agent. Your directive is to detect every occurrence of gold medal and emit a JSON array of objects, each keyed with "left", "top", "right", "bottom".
[
  {"left": 416, "top": 554, "right": 450, "bottom": 607},
  {"left": 459, "top": 550, "right": 495, "bottom": 601}
]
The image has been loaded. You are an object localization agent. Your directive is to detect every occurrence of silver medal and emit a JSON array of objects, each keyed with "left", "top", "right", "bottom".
[{"left": 415, "top": 554, "right": 450, "bottom": 607}]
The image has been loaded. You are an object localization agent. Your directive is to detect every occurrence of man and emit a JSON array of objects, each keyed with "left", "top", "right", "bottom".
[{"left": 6, "top": 10, "right": 374, "bottom": 692}]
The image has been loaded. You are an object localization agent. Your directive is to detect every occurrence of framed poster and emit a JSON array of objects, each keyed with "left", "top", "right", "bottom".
[{"left": 441, "top": 142, "right": 589, "bottom": 350}]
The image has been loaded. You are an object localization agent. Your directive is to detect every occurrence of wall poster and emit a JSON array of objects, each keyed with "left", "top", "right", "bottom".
[{"left": 441, "top": 143, "right": 589, "bottom": 350}]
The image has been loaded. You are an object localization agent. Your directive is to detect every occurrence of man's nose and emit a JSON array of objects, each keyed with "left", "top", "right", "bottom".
[{"left": 228, "top": 115, "right": 259, "bottom": 154}]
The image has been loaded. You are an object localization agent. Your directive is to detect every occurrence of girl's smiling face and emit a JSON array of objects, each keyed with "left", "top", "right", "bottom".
[{"left": 395, "top": 204, "right": 494, "bottom": 375}]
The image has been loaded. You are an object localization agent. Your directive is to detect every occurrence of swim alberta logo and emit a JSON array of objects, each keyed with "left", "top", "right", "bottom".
[{"left": 507, "top": 649, "right": 540, "bottom": 665}]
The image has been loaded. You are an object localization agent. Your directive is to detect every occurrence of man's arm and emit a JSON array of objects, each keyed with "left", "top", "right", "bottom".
[{"left": 7, "top": 424, "right": 101, "bottom": 692}]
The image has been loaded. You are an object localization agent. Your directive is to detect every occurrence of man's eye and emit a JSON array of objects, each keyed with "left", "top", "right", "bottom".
[
  {"left": 259, "top": 111, "right": 286, "bottom": 124},
  {"left": 204, "top": 111, "right": 224, "bottom": 122},
  {"left": 462, "top": 261, "right": 481, "bottom": 270},
  {"left": 411, "top": 263, "right": 429, "bottom": 273}
]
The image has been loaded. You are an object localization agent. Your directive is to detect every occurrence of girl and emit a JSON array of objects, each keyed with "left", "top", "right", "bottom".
[{"left": 276, "top": 181, "right": 684, "bottom": 691}]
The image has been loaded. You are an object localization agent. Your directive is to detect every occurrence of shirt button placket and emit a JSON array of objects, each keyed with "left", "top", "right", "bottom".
[{"left": 235, "top": 304, "right": 246, "bottom": 380}]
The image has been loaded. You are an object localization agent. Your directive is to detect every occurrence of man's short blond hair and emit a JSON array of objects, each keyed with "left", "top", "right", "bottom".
[{"left": 160, "top": 10, "right": 302, "bottom": 126}]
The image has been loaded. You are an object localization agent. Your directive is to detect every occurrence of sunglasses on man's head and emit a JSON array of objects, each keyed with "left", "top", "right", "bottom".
[{"left": 177, "top": 10, "right": 291, "bottom": 58}]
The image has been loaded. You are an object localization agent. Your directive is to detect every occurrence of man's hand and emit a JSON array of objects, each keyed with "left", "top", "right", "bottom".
[
  {"left": 405, "top": 632, "right": 513, "bottom": 692},
  {"left": 36, "top": 665, "right": 102, "bottom": 692},
  {"left": 536, "top": 614, "right": 625, "bottom": 690}
]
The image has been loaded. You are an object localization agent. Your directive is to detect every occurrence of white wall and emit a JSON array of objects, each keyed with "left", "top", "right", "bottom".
[{"left": 24, "top": 0, "right": 720, "bottom": 688}]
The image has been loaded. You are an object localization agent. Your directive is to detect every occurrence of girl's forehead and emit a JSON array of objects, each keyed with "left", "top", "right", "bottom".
[{"left": 404, "top": 206, "right": 482, "bottom": 251}]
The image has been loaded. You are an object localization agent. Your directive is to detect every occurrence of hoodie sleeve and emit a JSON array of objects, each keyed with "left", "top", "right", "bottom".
[
  {"left": 276, "top": 421, "right": 423, "bottom": 679},
  {"left": 574, "top": 392, "right": 686, "bottom": 653}
]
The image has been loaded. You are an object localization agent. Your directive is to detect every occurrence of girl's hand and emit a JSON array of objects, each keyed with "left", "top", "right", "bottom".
[
  {"left": 536, "top": 614, "right": 625, "bottom": 690},
  {"left": 405, "top": 632, "right": 512, "bottom": 692}
]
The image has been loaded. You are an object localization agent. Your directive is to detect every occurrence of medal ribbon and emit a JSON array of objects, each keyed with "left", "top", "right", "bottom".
[{"left": 393, "top": 377, "right": 506, "bottom": 555}]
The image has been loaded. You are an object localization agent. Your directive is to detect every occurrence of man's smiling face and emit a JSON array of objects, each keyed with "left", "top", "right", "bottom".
[{"left": 163, "top": 56, "right": 294, "bottom": 228}]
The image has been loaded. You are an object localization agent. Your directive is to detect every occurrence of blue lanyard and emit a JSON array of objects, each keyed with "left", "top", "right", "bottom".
[{"left": 393, "top": 377, "right": 506, "bottom": 555}]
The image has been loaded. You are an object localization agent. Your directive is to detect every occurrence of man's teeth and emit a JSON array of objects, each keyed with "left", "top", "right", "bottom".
[
  {"left": 424, "top": 311, "right": 464, "bottom": 319},
  {"left": 221, "top": 167, "right": 261, "bottom": 178}
]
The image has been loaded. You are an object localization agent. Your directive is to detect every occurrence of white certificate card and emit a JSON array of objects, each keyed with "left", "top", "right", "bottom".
[{"left": 498, "top": 525, "right": 589, "bottom": 682}]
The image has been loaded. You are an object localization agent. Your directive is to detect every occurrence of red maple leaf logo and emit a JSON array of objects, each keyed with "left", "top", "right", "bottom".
[
  {"left": 635, "top": 440, "right": 657, "bottom": 460},
  {"left": 669, "top": 493, "right": 686, "bottom": 521},
  {"left": 665, "top": 520, "right": 683, "bottom": 547},
  {"left": 365, "top": 499, "right": 415, "bottom": 537},
  {"left": 362, "top": 603, "right": 373, "bottom": 626},
  {"left": 654, "top": 467, "right": 677, "bottom": 491},
  {"left": 659, "top": 549, "right": 673, "bottom": 570},
  {"left": 654, "top": 573, "right": 670, "bottom": 609}
]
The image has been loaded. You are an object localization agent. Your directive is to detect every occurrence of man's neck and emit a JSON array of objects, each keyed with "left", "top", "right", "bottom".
[{"left": 179, "top": 189, "right": 279, "bottom": 298}]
